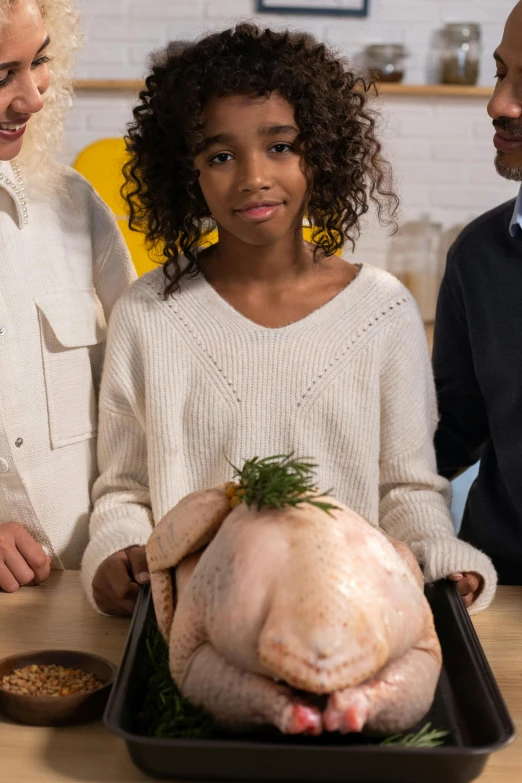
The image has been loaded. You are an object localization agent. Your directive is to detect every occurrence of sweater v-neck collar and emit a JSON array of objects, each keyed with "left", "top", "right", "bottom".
[{"left": 186, "top": 262, "right": 369, "bottom": 335}]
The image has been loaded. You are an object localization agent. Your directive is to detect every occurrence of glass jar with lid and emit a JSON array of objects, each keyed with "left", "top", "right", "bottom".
[
  {"left": 440, "top": 23, "right": 481, "bottom": 85},
  {"left": 386, "top": 215, "right": 444, "bottom": 323},
  {"left": 365, "top": 44, "right": 408, "bottom": 83}
]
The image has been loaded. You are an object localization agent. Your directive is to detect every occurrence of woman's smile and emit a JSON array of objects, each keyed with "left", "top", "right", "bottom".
[{"left": 0, "top": 121, "right": 27, "bottom": 142}]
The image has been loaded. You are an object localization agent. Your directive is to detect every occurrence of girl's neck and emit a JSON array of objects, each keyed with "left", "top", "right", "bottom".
[
  {"left": 195, "top": 225, "right": 360, "bottom": 330},
  {"left": 199, "top": 225, "right": 316, "bottom": 286}
]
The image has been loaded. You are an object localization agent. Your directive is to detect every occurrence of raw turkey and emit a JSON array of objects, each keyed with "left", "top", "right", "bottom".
[{"left": 146, "top": 482, "right": 442, "bottom": 736}]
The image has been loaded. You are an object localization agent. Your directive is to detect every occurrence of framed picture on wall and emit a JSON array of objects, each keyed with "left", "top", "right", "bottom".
[{"left": 257, "top": 0, "right": 369, "bottom": 16}]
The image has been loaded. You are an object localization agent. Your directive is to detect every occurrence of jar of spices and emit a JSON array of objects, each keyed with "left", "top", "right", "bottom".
[
  {"left": 365, "top": 44, "right": 408, "bottom": 83},
  {"left": 440, "top": 23, "right": 481, "bottom": 85}
]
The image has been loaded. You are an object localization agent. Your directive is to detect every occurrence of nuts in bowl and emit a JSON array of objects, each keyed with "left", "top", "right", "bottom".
[
  {"left": 0, "top": 650, "right": 116, "bottom": 725},
  {"left": 1, "top": 663, "right": 105, "bottom": 697}
]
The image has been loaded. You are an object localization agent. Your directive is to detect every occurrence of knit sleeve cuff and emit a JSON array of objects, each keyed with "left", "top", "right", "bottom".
[
  {"left": 410, "top": 537, "right": 497, "bottom": 615},
  {"left": 81, "top": 514, "right": 153, "bottom": 614}
]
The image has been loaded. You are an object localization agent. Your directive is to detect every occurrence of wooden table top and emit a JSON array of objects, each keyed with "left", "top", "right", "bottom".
[{"left": 0, "top": 571, "right": 520, "bottom": 782}]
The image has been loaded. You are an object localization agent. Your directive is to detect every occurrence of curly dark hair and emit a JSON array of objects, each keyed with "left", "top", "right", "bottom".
[{"left": 123, "top": 23, "right": 398, "bottom": 297}]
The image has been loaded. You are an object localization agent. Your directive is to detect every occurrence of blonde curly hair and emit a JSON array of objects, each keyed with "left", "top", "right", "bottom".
[{"left": 0, "top": 0, "right": 83, "bottom": 186}]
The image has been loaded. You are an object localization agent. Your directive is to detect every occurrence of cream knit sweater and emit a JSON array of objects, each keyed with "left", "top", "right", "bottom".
[{"left": 82, "top": 263, "right": 497, "bottom": 613}]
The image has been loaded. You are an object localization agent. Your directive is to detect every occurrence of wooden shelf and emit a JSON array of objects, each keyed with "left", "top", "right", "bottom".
[
  {"left": 72, "top": 79, "right": 493, "bottom": 98},
  {"left": 73, "top": 79, "right": 143, "bottom": 91},
  {"left": 377, "top": 83, "right": 492, "bottom": 97}
]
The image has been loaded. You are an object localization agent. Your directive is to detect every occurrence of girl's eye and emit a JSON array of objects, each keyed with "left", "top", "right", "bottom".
[
  {"left": 209, "top": 152, "right": 233, "bottom": 165},
  {"left": 270, "top": 143, "right": 292, "bottom": 154},
  {"left": 494, "top": 72, "right": 506, "bottom": 80}
]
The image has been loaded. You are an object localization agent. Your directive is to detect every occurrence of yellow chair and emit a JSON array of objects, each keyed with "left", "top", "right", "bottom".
[
  {"left": 73, "top": 138, "right": 161, "bottom": 276},
  {"left": 73, "top": 137, "right": 339, "bottom": 276}
]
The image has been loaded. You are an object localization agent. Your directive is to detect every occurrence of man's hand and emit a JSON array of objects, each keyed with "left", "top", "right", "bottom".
[
  {"left": 0, "top": 522, "right": 51, "bottom": 592},
  {"left": 448, "top": 571, "right": 484, "bottom": 608},
  {"left": 92, "top": 546, "right": 150, "bottom": 615}
]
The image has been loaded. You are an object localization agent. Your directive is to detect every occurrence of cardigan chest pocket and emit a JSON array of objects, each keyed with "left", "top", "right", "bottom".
[{"left": 35, "top": 289, "right": 107, "bottom": 449}]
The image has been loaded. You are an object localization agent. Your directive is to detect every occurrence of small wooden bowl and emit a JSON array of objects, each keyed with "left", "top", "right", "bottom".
[{"left": 0, "top": 650, "right": 116, "bottom": 726}]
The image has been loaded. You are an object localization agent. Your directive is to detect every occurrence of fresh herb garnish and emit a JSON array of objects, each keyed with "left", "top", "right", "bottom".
[
  {"left": 140, "top": 625, "right": 449, "bottom": 747},
  {"left": 380, "top": 722, "right": 450, "bottom": 747},
  {"left": 228, "top": 453, "right": 339, "bottom": 515}
]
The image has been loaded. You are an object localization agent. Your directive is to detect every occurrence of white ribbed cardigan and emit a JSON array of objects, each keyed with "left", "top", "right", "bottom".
[{"left": 82, "top": 263, "right": 497, "bottom": 613}]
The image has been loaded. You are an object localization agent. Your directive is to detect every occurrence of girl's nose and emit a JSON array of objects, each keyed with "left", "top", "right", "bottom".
[
  {"left": 237, "top": 154, "right": 273, "bottom": 192},
  {"left": 488, "top": 78, "right": 522, "bottom": 121}
]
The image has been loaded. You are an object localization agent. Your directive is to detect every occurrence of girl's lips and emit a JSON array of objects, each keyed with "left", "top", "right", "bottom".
[
  {"left": 0, "top": 124, "right": 27, "bottom": 143},
  {"left": 235, "top": 203, "right": 283, "bottom": 222},
  {"left": 493, "top": 131, "right": 522, "bottom": 153}
]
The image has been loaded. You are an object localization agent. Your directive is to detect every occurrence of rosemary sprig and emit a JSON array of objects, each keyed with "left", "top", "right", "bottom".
[
  {"left": 139, "top": 623, "right": 214, "bottom": 739},
  {"left": 379, "top": 722, "right": 450, "bottom": 748},
  {"left": 229, "top": 453, "right": 339, "bottom": 515}
]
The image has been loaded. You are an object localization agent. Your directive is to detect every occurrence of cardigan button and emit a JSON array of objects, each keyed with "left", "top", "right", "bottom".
[
  {"left": 0, "top": 327, "right": 5, "bottom": 335},
  {"left": 15, "top": 438, "right": 23, "bottom": 448}
]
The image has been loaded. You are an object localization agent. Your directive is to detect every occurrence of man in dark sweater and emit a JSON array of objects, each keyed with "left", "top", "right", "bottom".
[{"left": 433, "top": 1, "right": 522, "bottom": 585}]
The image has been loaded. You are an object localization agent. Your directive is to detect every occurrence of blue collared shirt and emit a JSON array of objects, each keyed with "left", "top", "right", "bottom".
[{"left": 509, "top": 185, "right": 522, "bottom": 238}]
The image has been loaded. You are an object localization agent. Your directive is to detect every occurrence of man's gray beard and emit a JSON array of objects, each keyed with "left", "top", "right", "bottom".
[{"left": 495, "top": 152, "right": 522, "bottom": 181}]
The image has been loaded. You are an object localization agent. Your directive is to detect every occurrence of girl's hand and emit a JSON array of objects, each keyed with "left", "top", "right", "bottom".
[
  {"left": 448, "top": 571, "right": 484, "bottom": 608},
  {"left": 0, "top": 522, "right": 51, "bottom": 592},
  {"left": 92, "top": 546, "right": 150, "bottom": 615}
]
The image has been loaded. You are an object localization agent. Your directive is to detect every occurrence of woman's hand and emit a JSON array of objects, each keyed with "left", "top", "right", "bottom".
[
  {"left": 92, "top": 546, "right": 150, "bottom": 615},
  {"left": 0, "top": 522, "right": 51, "bottom": 592},
  {"left": 448, "top": 571, "right": 484, "bottom": 608}
]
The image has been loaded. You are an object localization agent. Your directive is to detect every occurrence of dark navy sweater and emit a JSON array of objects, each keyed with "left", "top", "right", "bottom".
[{"left": 433, "top": 198, "right": 522, "bottom": 584}]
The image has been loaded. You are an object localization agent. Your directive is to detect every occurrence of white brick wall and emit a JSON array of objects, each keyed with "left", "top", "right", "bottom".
[
  {"left": 74, "top": 0, "right": 511, "bottom": 85},
  {"left": 64, "top": 0, "right": 519, "bottom": 267}
]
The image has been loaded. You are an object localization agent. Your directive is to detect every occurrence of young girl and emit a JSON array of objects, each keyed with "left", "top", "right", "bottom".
[
  {"left": 82, "top": 24, "right": 496, "bottom": 616},
  {"left": 0, "top": 0, "right": 136, "bottom": 593}
]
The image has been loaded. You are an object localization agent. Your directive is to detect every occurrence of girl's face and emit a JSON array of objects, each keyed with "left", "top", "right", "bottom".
[
  {"left": 0, "top": 0, "right": 50, "bottom": 161},
  {"left": 193, "top": 92, "right": 310, "bottom": 248}
]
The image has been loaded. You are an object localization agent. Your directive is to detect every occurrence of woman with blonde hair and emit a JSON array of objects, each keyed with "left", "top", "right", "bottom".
[{"left": 0, "top": 0, "right": 138, "bottom": 593}]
